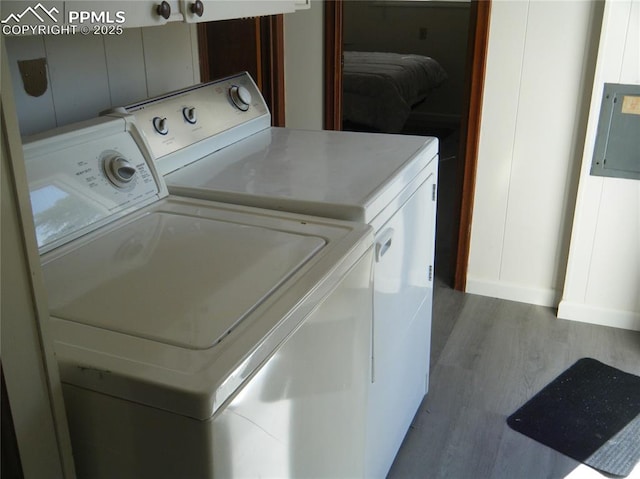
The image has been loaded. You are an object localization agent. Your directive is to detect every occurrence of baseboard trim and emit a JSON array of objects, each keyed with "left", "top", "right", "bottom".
[
  {"left": 557, "top": 301, "right": 640, "bottom": 331},
  {"left": 465, "top": 277, "right": 560, "bottom": 307}
]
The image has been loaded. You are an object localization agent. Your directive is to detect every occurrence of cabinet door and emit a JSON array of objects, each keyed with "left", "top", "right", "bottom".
[
  {"left": 180, "top": 0, "right": 295, "bottom": 23},
  {"left": 66, "top": 0, "right": 181, "bottom": 29}
]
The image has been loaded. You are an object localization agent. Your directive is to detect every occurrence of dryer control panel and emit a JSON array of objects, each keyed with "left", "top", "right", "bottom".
[
  {"left": 110, "top": 72, "right": 271, "bottom": 176},
  {"left": 23, "top": 116, "right": 165, "bottom": 253}
]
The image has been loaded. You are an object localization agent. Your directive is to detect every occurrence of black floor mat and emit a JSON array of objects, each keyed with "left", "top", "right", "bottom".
[{"left": 507, "top": 358, "right": 640, "bottom": 477}]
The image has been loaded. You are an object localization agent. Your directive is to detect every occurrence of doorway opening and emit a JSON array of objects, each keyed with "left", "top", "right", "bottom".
[{"left": 324, "top": 0, "right": 491, "bottom": 291}]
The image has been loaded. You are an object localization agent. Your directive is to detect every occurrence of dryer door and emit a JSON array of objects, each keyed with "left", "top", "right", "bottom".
[{"left": 367, "top": 160, "right": 437, "bottom": 479}]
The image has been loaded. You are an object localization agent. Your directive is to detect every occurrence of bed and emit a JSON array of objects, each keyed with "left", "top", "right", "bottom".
[{"left": 342, "top": 51, "right": 448, "bottom": 133}]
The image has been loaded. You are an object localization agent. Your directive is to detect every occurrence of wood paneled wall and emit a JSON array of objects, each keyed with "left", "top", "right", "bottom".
[
  {"left": 467, "top": 0, "right": 603, "bottom": 307},
  {"left": 558, "top": 0, "right": 640, "bottom": 331}
]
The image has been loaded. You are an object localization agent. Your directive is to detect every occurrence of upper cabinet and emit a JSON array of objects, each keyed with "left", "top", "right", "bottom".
[
  {"left": 1, "top": 0, "right": 305, "bottom": 34},
  {"left": 180, "top": 0, "right": 296, "bottom": 23},
  {"left": 68, "top": 1, "right": 183, "bottom": 28},
  {"left": 0, "top": 1, "right": 181, "bottom": 32}
]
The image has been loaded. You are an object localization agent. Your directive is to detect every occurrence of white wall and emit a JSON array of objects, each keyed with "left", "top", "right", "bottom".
[
  {"left": 466, "top": 0, "right": 603, "bottom": 307},
  {"left": 5, "top": 22, "right": 199, "bottom": 136},
  {"left": 284, "top": 0, "right": 324, "bottom": 130},
  {"left": 558, "top": 0, "right": 640, "bottom": 331}
]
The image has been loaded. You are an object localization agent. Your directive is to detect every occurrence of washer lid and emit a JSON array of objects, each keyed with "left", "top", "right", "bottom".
[{"left": 43, "top": 211, "right": 325, "bottom": 349}]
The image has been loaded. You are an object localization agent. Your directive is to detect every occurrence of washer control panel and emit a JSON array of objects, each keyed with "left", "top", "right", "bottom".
[
  {"left": 23, "top": 117, "right": 164, "bottom": 253},
  {"left": 118, "top": 72, "right": 270, "bottom": 175}
]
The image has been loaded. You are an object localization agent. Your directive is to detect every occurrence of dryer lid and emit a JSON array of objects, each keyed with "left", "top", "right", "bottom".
[
  {"left": 166, "top": 127, "right": 437, "bottom": 223},
  {"left": 43, "top": 211, "right": 325, "bottom": 349}
]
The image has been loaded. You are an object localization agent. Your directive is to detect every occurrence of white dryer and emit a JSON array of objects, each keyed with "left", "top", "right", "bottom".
[
  {"left": 23, "top": 116, "right": 374, "bottom": 478},
  {"left": 115, "top": 72, "right": 439, "bottom": 478}
]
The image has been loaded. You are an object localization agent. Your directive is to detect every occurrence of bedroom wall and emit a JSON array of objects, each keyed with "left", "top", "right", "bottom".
[
  {"left": 558, "top": 0, "right": 640, "bottom": 331},
  {"left": 4, "top": 22, "right": 200, "bottom": 136},
  {"left": 342, "top": 0, "right": 470, "bottom": 123},
  {"left": 466, "top": 0, "right": 603, "bottom": 307}
]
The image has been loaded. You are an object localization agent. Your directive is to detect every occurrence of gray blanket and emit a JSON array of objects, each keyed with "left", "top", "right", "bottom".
[{"left": 343, "top": 51, "right": 447, "bottom": 133}]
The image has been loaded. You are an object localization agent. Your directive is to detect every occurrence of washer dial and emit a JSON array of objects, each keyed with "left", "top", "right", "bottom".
[{"left": 103, "top": 154, "right": 137, "bottom": 188}]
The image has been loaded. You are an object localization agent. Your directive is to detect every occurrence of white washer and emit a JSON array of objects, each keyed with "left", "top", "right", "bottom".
[
  {"left": 24, "top": 116, "right": 374, "bottom": 478},
  {"left": 116, "top": 72, "right": 439, "bottom": 479}
]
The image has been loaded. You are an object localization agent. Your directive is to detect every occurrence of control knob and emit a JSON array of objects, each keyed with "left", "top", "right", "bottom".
[
  {"left": 183, "top": 106, "right": 197, "bottom": 124},
  {"left": 153, "top": 116, "right": 169, "bottom": 135},
  {"left": 104, "top": 155, "right": 137, "bottom": 189},
  {"left": 229, "top": 85, "right": 252, "bottom": 111}
]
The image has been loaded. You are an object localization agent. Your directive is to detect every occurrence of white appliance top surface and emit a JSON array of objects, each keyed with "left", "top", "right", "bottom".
[
  {"left": 44, "top": 207, "right": 324, "bottom": 350},
  {"left": 24, "top": 114, "right": 375, "bottom": 420},
  {"left": 167, "top": 128, "right": 438, "bottom": 222},
  {"left": 44, "top": 196, "right": 373, "bottom": 419}
]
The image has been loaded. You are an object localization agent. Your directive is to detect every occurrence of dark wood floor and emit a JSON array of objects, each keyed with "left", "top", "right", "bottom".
[{"left": 387, "top": 279, "right": 640, "bottom": 478}]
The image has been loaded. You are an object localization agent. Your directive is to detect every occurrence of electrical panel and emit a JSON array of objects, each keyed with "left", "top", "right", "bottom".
[{"left": 590, "top": 83, "right": 640, "bottom": 180}]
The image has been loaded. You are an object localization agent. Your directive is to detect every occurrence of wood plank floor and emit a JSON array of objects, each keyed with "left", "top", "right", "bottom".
[{"left": 387, "top": 279, "right": 640, "bottom": 479}]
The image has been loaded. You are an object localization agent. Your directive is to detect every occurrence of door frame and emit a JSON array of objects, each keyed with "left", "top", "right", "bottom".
[
  {"left": 455, "top": 0, "right": 491, "bottom": 291},
  {"left": 323, "top": 0, "right": 491, "bottom": 291},
  {"left": 260, "top": 15, "right": 287, "bottom": 127},
  {"left": 324, "top": 1, "right": 343, "bottom": 131}
]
